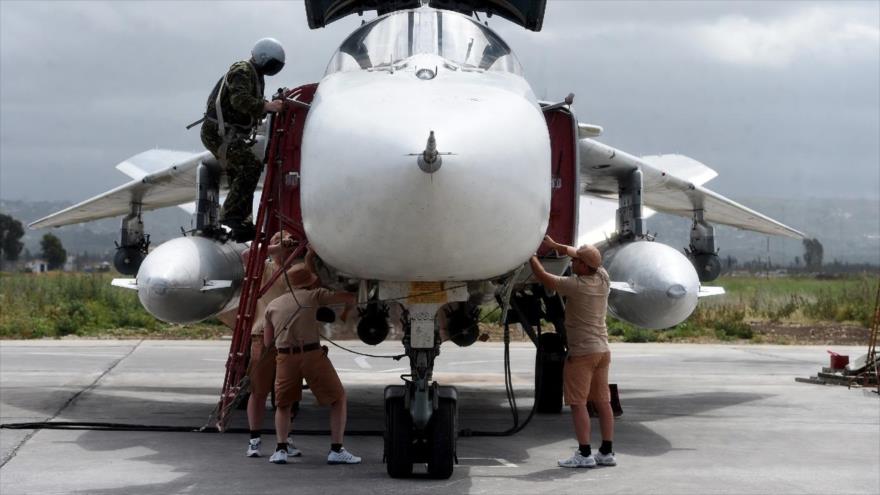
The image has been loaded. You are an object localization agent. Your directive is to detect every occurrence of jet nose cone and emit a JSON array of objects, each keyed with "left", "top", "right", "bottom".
[
  {"left": 301, "top": 72, "right": 551, "bottom": 281},
  {"left": 144, "top": 277, "right": 170, "bottom": 297}
]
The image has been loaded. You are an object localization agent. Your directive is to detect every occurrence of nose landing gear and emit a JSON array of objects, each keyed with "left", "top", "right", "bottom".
[{"left": 382, "top": 300, "right": 459, "bottom": 479}]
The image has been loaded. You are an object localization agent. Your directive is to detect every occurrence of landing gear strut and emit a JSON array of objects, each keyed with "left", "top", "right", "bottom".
[
  {"left": 686, "top": 210, "right": 722, "bottom": 282},
  {"left": 113, "top": 203, "right": 149, "bottom": 275},
  {"left": 383, "top": 309, "right": 458, "bottom": 479},
  {"left": 512, "top": 284, "right": 624, "bottom": 418},
  {"left": 507, "top": 286, "right": 567, "bottom": 414}
]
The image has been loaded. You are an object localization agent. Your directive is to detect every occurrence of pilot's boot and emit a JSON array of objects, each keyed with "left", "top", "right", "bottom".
[
  {"left": 199, "top": 224, "right": 227, "bottom": 241},
  {"left": 230, "top": 221, "right": 256, "bottom": 243},
  {"left": 219, "top": 214, "right": 253, "bottom": 243}
]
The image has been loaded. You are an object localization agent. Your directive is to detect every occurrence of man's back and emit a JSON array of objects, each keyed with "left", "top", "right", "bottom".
[
  {"left": 205, "top": 61, "right": 265, "bottom": 131},
  {"left": 266, "top": 288, "right": 334, "bottom": 347},
  {"left": 555, "top": 267, "right": 610, "bottom": 356}
]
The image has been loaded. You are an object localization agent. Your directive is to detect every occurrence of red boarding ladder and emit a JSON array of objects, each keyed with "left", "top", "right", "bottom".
[{"left": 215, "top": 83, "right": 318, "bottom": 431}]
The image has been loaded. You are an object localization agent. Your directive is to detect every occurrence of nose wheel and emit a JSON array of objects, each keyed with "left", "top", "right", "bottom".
[{"left": 384, "top": 383, "right": 458, "bottom": 479}]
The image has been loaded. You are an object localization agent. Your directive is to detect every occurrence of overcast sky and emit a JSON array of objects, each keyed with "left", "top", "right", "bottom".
[{"left": 1, "top": 1, "right": 878, "bottom": 204}]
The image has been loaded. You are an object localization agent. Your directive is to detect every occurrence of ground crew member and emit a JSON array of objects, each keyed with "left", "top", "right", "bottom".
[
  {"left": 530, "top": 235, "right": 617, "bottom": 468},
  {"left": 201, "top": 38, "right": 286, "bottom": 242},
  {"left": 242, "top": 230, "right": 302, "bottom": 458},
  {"left": 262, "top": 252, "right": 361, "bottom": 465}
]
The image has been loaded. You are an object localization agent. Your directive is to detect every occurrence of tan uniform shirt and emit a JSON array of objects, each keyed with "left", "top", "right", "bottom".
[
  {"left": 249, "top": 259, "right": 291, "bottom": 335},
  {"left": 551, "top": 267, "right": 611, "bottom": 356},
  {"left": 265, "top": 288, "right": 334, "bottom": 348}
]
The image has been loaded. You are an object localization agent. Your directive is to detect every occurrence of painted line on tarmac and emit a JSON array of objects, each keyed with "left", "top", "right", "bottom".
[
  {"left": 16, "top": 352, "right": 132, "bottom": 358},
  {"left": 444, "top": 360, "right": 498, "bottom": 366},
  {"left": 354, "top": 356, "right": 372, "bottom": 369},
  {"left": 0, "top": 340, "right": 144, "bottom": 469},
  {"left": 458, "top": 457, "right": 519, "bottom": 468},
  {"left": 378, "top": 367, "right": 410, "bottom": 373}
]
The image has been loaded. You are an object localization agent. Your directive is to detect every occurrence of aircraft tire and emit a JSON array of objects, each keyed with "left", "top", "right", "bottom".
[
  {"left": 385, "top": 397, "right": 413, "bottom": 478},
  {"left": 535, "top": 332, "right": 565, "bottom": 414},
  {"left": 427, "top": 398, "right": 456, "bottom": 479}
]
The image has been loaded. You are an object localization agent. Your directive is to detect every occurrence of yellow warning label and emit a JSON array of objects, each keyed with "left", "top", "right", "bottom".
[{"left": 408, "top": 282, "right": 447, "bottom": 304}]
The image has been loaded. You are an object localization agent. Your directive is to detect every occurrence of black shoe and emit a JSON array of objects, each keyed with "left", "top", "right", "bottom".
[
  {"left": 231, "top": 223, "right": 256, "bottom": 243},
  {"left": 199, "top": 224, "right": 227, "bottom": 241}
]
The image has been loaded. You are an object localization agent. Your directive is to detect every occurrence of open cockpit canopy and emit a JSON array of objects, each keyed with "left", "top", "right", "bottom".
[
  {"left": 325, "top": 8, "right": 523, "bottom": 75},
  {"left": 305, "top": 0, "right": 546, "bottom": 31}
]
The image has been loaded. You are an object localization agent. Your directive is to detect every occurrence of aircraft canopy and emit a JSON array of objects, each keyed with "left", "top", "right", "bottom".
[
  {"left": 325, "top": 8, "right": 523, "bottom": 75},
  {"left": 305, "top": 1, "right": 546, "bottom": 32}
]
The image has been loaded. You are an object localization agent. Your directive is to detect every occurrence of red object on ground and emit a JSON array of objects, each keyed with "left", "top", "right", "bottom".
[{"left": 830, "top": 353, "right": 849, "bottom": 369}]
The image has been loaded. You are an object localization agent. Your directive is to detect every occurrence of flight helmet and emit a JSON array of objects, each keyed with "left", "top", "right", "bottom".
[{"left": 251, "top": 38, "right": 285, "bottom": 76}]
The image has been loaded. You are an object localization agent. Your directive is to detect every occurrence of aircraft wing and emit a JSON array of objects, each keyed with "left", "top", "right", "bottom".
[
  {"left": 578, "top": 138, "right": 805, "bottom": 239},
  {"left": 28, "top": 149, "right": 215, "bottom": 229}
]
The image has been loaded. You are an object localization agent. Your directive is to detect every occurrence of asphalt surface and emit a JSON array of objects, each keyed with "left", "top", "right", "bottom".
[{"left": 1, "top": 340, "right": 878, "bottom": 494}]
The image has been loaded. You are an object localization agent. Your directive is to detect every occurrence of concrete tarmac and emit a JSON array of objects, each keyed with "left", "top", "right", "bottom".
[{"left": 1, "top": 340, "right": 878, "bottom": 494}]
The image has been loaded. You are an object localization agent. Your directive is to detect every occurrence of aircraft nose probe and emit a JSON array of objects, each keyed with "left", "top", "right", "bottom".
[{"left": 417, "top": 131, "right": 442, "bottom": 173}]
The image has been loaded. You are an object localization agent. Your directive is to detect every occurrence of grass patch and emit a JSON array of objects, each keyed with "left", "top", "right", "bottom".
[
  {"left": 699, "top": 274, "right": 877, "bottom": 327},
  {"left": 1, "top": 272, "right": 876, "bottom": 341},
  {"left": 606, "top": 274, "right": 877, "bottom": 343},
  {"left": 0, "top": 272, "right": 229, "bottom": 339}
]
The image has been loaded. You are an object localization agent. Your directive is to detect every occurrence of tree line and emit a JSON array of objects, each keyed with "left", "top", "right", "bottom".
[{"left": 1, "top": 213, "right": 67, "bottom": 270}]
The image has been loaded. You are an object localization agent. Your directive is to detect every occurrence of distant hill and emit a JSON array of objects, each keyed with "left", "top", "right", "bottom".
[
  {"left": 641, "top": 196, "right": 879, "bottom": 265},
  {"left": 2, "top": 196, "right": 877, "bottom": 265}
]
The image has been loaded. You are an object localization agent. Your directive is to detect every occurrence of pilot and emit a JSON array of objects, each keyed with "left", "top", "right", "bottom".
[
  {"left": 529, "top": 235, "right": 617, "bottom": 469},
  {"left": 200, "top": 38, "right": 286, "bottom": 242},
  {"left": 241, "top": 230, "right": 303, "bottom": 459},
  {"left": 262, "top": 252, "right": 361, "bottom": 465}
]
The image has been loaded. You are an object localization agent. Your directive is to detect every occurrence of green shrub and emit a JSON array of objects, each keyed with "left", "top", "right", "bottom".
[
  {"left": 606, "top": 317, "right": 629, "bottom": 337},
  {"left": 713, "top": 321, "right": 753, "bottom": 340},
  {"left": 622, "top": 327, "right": 657, "bottom": 343}
]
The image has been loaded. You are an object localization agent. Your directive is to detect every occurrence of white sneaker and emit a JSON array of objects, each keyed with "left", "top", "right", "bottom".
[
  {"left": 594, "top": 451, "right": 617, "bottom": 466},
  {"left": 286, "top": 437, "right": 302, "bottom": 457},
  {"left": 269, "top": 449, "right": 288, "bottom": 464},
  {"left": 246, "top": 438, "right": 261, "bottom": 457},
  {"left": 327, "top": 447, "right": 361, "bottom": 465},
  {"left": 558, "top": 450, "right": 597, "bottom": 468}
]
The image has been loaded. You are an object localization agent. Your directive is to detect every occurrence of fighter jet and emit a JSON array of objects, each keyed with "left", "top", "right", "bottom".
[{"left": 29, "top": 1, "right": 803, "bottom": 479}]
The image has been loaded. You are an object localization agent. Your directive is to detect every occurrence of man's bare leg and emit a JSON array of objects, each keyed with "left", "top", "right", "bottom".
[
  {"left": 570, "top": 404, "right": 591, "bottom": 445},
  {"left": 596, "top": 401, "right": 614, "bottom": 441},
  {"left": 329, "top": 392, "right": 347, "bottom": 444},
  {"left": 275, "top": 405, "right": 292, "bottom": 446},
  {"left": 248, "top": 393, "right": 267, "bottom": 432}
]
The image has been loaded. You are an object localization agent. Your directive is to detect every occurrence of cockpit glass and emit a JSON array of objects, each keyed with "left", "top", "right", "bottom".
[{"left": 325, "top": 9, "right": 523, "bottom": 76}]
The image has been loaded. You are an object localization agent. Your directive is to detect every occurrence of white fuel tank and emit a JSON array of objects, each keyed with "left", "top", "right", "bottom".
[
  {"left": 135, "top": 236, "right": 246, "bottom": 324},
  {"left": 604, "top": 241, "right": 701, "bottom": 329}
]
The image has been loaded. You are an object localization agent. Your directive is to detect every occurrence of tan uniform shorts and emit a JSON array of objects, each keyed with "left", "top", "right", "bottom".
[
  {"left": 247, "top": 337, "right": 277, "bottom": 397},
  {"left": 563, "top": 351, "right": 611, "bottom": 406},
  {"left": 275, "top": 347, "right": 344, "bottom": 408}
]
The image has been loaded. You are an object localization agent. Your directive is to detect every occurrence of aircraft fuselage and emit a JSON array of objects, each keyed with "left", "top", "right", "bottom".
[{"left": 301, "top": 9, "right": 551, "bottom": 281}]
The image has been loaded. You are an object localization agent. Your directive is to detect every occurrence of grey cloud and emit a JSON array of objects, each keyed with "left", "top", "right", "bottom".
[{"left": 1, "top": 0, "right": 877, "bottom": 204}]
